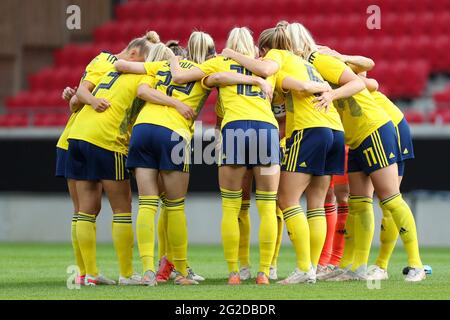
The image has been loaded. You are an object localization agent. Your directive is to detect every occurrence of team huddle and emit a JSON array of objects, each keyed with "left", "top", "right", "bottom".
[{"left": 56, "top": 20, "right": 426, "bottom": 287}]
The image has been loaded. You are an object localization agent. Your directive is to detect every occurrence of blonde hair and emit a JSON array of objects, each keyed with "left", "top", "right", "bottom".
[
  {"left": 258, "top": 24, "right": 292, "bottom": 53},
  {"left": 125, "top": 30, "right": 160, "bottom": 59},
  {"left": 286, "top": 22, "right": 317, "bottom": 59},
  {"left": 226, "top": 27, "right": 255, "bottom": 58},
  {"left": 146, "top": 43, "right": 174, "bottom": 62},
  {"left": 145, "top": 30, "right": 160, "bottom": 44},
  {"left": 187, "top": 31, "right": 215, "bottom": 64}
]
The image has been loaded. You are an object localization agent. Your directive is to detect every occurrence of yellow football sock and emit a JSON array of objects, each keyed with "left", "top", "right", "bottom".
[
  {"left": 375, "top": 206, "right": 398, "bottom": 270},
  {"left": 137, "top": 196, "right": 159, "bottom": 273},
  {"left": 166, "top": 197, "right": 189, "bottom": 276},
  {"left": 339, "top": 206, "right": 356, "bottom": 269},
  {"left": 380, "top": 193, "right": 423, "bottom": 268},
  {"left": 271, "top": 206, "right": 284, "bottom": 267},
  {"left": 255, "top": 190, "right": 277, "bottom": 276},
  {"left": 76, "top": 212, "right": 98, "bottom": 276},
  {"left": 283, "top": 205, "right": 310, "bottom": 272},
  {"left": 351, "top": 196, "right": 374, "bottom": 271},
  {"left": 307, "top": 208, "right": 327, "bottom": 269},
  {"left": 220, "top": 188, "right": 242, "bottom": 273},
  {"left": 112, "top": 213, "right": 134, "bottom": 278},
  {"left": 157, "top": 193, "right": 167, "bottom": 260},
  {"left": 238, "top": 199, "right": 251, "bottom": 268},
  {"left": 71, "top": 213, "right": 86, "bottom": 276}
]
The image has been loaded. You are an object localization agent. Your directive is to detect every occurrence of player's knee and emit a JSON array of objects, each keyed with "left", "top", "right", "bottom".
[{"left": 325, "top": 188, "right": 336, "bottom": 203}]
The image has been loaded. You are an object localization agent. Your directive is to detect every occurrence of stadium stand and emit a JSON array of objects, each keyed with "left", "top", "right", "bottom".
[{"left": 2, "top": 0, "right": 450, "bottom": 127}]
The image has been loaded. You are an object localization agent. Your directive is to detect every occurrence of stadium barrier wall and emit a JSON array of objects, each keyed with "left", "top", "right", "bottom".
[
  {"left": 0, "top": 192, "right": 449, "bottom": 246},
  {"left": 0, "top": 133, "right": 449, "bottom": 244},
  {"left": 1, "top": 136, "right": 450, "bottom": 192}
]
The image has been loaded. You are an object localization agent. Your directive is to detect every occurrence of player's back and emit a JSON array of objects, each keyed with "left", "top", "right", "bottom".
[
  {"left": 69, "top": 71, "right": 150, "bottom": 154},
  {"left": 309, "top": 51, "right": 391, "bottom": 149},
  {"left": 198, "top": 56, "right": 278, "bottom": 129},
  {"left": 279, "top": 53, "right": 343, "bottom": 135},
  {"left": 135, "top": 60, "right": 211, "bottom": 140}
]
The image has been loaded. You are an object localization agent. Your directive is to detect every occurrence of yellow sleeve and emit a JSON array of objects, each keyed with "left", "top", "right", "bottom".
[
  {"left": 138, "top": 75, "right": 156, "bottom": 87},
  {"left": 263, "top": 49, "right": 284, "bottom": 70},
  {"left": 310, "top": 52, "right": 348, "bottom": 85},
  {"left": 144, "top": 61, "right": 166, "bottom": 76},
  {"left": 275, "top": 71, "right": 290, "bottom": 94},
  {"left": 200, "top": 76, "right": 213, "bottom": 90},
  {"left": 197, "top": 57, "right": 221, "bottom": 75}
]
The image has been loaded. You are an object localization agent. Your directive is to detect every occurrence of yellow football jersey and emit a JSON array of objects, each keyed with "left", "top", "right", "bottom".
[
  {"left": 197, "top": 56, "right": 278, "bottom": 129},
  {"left": 268, "top": 49, "right": 343, "bottom": 137},
  {"left": 371, "top": 91, "right": 404, "bottom": 126},
  {"left": 134, "top": 60, "right": 211, "bottom": 141},
  {"left": 68, "top": 71, "right": 153, "bottom": 155},
  {"left": 309, "top": 52, "right": 391, "bottom": 149},
  {"left": 56, "top": 52, "right": 118, "bottom": 150}
]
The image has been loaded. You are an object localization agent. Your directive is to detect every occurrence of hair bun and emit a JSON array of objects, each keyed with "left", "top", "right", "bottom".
[
  {"left": 145, "top": 31, "right": 160, "bottom": 44},
  {"left": 276, "top": 20, "right": 289, "bottom": 29},
  {"left": 166, "top": 40, "right": 180, "bottom": 48}
]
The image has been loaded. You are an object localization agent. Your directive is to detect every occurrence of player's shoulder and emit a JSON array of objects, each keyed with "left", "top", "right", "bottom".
[
  {"left": 309, "top": 51, "right": 345, "bottom": 67},
  {"left": 95, "top": 51, "right": 117, "bottom": 64},
  {"left": 179, "top": 59, "right": 199, "bottom": 69},
  {"left": 86, "top": 51, "right": 117, "bottom": 71}
]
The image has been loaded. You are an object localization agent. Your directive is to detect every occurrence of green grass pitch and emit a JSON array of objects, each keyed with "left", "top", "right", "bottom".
[{"left": 0, "top": 243, "right": 449, "bottom": 300}]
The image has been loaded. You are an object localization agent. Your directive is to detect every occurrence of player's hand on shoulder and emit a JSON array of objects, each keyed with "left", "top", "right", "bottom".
[
  {"left": 175, "top": 102, "right": 196, "bottom": 120},
  {"left": 221, "top": 48, "right": 236, "bottom": 59},
  {"left": 256, "top": 77, "right": 273, "bottom": 102},
  {"left": 91, "top": 98, "right": 110, "bottom": 112},
  {"left": 313, "top": 90, "right": 335, "bottom": 113},
  {"left": 62, "top": 86, "right": 77, "bottom": 101}
]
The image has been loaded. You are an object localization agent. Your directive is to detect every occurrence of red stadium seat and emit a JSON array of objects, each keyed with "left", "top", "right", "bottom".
[
  {"left": 404, "top": 110, "right": 425, "bottom": 124},
  {"left": 0, "top": 114, "right": 29, "bottom": 127},
  {"left": 6, "top": 0, "right": 450, "bottom": 128},
  {"left": 34, "top": 113, "right": 69, "bottom": 127}
]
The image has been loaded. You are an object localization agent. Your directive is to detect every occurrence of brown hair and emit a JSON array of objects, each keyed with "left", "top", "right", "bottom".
[{"left": 166, "top": 40, "right": 187, "bottom": 58}]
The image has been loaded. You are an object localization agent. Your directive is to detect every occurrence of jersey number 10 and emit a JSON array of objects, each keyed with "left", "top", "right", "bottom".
[{"left": 230, "top": 65, "right": 266, "bottom": 99}]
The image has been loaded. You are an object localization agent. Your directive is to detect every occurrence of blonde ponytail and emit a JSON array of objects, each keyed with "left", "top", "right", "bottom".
[
  {"left": 286, "top": 22, "right": 317, "bottom": 59},
  {"left": 226, "top": 27, "right": 255, "bottom": 58},
  {"left": 146, "top": 43, "right": 174, "bottom": 62},
  {"left": 187, "top": 31, "right": 215, "bottom": 64}
]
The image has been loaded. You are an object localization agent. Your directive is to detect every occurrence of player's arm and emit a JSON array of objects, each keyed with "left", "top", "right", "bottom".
[
  {"left": 76, "top": 81, "right": 110, "bottom": 112},
  {"left": 69, "top": 95, "right": 83, "bottom": 113},
  {"left": 61, "top": 86, "right": 83, "bottom": 112},
  {"left": 313, "top": 69, "right": 365, "bottom": 110},
  {"left": 204, "top": 72, "right": 273, "bottom": 100},
  {"left": 358, "top": 74, "right": 379, "bottom": 92},
  {"left": 281, "top": 77, "right": 332, "bottom": 94},
  {"left": 114, "top": 60, "right": 146, "bottom": 74},
  {"left": 169, "top": 56, "right": 206, "bottom": 84},
  {"left": 221, "top": 48, "right": 279, "bottom": 78},
  {"left": 318, "top": 47, "right": 375, "bottom": 73},
  {"left": 136, "top": 84, "right": 195, "bottom": 120}
]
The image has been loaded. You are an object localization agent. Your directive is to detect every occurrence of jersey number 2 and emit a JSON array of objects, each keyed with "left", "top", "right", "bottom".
[
  {"left": 156, "top": 71, "right": 195, "bottom": 96},
  {"left": 92, "top": 72, "right": 121, "bottom": 96}
]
